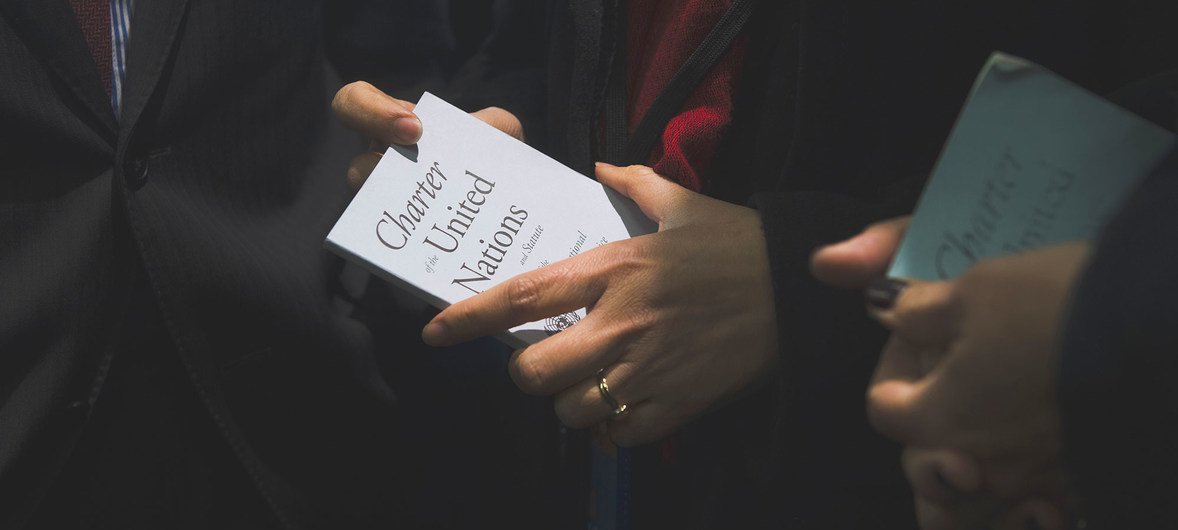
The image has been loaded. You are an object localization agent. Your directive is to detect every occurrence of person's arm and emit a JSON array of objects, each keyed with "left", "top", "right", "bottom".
[{"left": 1057, "top": 149, "right": 1178, "bottom": 529}]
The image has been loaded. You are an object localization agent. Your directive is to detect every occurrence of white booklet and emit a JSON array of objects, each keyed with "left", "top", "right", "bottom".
[
  {"left": 326, "top": 93, "right": 655, "bottom": 347},
  {"left": 890, "top": 52, "right": 1176, "bottom": 280}
]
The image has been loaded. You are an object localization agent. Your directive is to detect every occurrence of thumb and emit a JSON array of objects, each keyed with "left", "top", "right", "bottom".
[
  {"left": 332, "top": 81, "right": 422, "bottom": 145},
  {"left": 811, "top": 216, "right": 910, "bottom": 289},
  {"left": 595, "top": 163, "right": 692, "bottom": 226}
]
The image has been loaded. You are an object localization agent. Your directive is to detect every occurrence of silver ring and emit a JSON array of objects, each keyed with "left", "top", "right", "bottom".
[{"left": 597, "top": 369, "right": 628, "bottom": 418}]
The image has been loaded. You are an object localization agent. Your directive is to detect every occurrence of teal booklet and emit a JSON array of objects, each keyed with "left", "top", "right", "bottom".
[{"left": 889, "top": 52, "right": 1176, "bottom": 280}]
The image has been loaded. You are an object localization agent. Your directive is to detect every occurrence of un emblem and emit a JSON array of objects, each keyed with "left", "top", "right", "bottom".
[{"left": 544, "top": 312, "right": 581, "bottom": 336}]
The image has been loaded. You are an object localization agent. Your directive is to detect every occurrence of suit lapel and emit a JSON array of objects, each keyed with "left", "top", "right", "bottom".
[
  {"left": 0, "top": 0, "right": 118, "bottom": 139},
  {"left": 118, "top": 0, "right": 189, "bottom": 140}
]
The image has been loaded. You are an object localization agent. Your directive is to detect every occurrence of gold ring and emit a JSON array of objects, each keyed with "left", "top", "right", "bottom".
[{"left": 597, "top": 369, "right": 628, "bottom": 418}]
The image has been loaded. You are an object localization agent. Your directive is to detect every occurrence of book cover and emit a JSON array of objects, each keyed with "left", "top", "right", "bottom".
[
  {"left": 890, "top": 52, "right": 1176, "bottom": 280},
  {"left": 325, "top": 92, "right": 655, "bottom": 347}
]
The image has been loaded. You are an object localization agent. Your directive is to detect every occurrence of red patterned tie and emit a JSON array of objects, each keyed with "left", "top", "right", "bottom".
[{"left": 69, "top": 0, "right": 112, "bottom": 97}]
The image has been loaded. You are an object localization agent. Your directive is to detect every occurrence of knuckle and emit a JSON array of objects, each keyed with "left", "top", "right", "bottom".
[
  {"left": 505, "top": 275, "right": 543, "bottom": 314},
  {"left": 608, "top": 240, "right": 650, "bottom": 273},
  {"left": 865, "top": 386, "right": 910, "bottom": 441},
  {"left": 332, "top": 81, "right": 365, "bottom": 113},
  {"left": 509, "top": 354, "right": 548, "bottom": 395},
  {"left": 890, "top": 306, "right": 920, "bottom": 333},
  {"left": 619, "top": 306, "right": 658, "bottom": 338},
  {"left": 626, "top": 164, "right": 655, "bottom": 176}
]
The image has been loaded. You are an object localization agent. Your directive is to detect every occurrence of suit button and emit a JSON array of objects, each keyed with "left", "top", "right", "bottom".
[{"left": 124, "top": 157, "right": 150, "bottom": 188}]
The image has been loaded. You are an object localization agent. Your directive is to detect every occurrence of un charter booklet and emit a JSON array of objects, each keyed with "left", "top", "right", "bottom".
[
  {"left": 325, "top": 92, "right": 654, "bottom": 347},
  {"left": 891, "top": 52, "right": 1176, "bottom": 279}
]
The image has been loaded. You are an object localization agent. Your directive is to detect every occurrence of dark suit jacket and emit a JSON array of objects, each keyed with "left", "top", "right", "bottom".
[
  {"left": 1042, "top": 27, "right": 1178, "bottom": 526},
  {"left": 0, "top": 2, "right": 558, "bottom": 529},
  {"left": 1060, "top": 149, "right": 1178, "bottom": 528}
]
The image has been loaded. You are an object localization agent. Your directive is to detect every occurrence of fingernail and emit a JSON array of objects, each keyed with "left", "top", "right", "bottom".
[
  {"left": 421, "top": 320, "right": 447, "bottom": 345},
  {"left": 865, "top": 278, "right": 907, "bottom": 310},
  {"left": 391, "top": 116, "right": 422, "bottom": 144},
  {"left": 596, "top": 162, "right": 616, "bottom": 169}
]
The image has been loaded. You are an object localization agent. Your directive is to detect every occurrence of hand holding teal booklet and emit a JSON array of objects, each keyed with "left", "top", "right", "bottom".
[{"left": 890, "top": 53, "right": 1176, "bottom": 280}]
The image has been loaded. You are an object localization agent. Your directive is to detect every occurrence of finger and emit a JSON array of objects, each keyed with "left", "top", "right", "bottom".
[
  {"left": 471, "top": 107, "right": 525, "bottom": 141},
  {"left": 868, "top": 344, "right": 967, "bottom": 446},
  {"left": 811, "top": 216, "right": 911, "bottom": 288},
  {"left": 332, "top": 81, "right": 422, "bottom": 145},
  {"left": 346, "top": 151, "right": 382, "bottom": 191},
  {"left": 552, "top": 363, "right": 643, "bottom": 429},
  {"left": 595, "top": 163, "right": 692, "bottom": 226},
  {"left": 870, "top": 279, "right": 959, "bottom": 345},
  {"left": 867, "top": 375, "right": 935, "bottom": 444},
  {"left": 902, "top": 447, "right": 984, "bottom": 504},
  {"left": 867, "top": 335, "right": 940, "bottom": 443},
  {"left": 507, "top": 314, "right": 627, "bottom": 396},
  {"left": 871, "top": 335, "right": 925, "bottom": 386},
  {"left": 422, "top": 250, "right": 609, "bottom": 346}
]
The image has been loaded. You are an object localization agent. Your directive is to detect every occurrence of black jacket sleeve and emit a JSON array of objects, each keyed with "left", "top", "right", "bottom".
[
  {"left": 1058, "top": 149, "right": 1178, "bottom": 530},
  {"left": 747, "top": 190, "right": 916, "bottom": 527}
]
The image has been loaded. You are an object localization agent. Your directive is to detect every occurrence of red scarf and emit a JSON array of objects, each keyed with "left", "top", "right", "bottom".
[{"left": 625, "top": 0, "right": 748, "bottom": 193}]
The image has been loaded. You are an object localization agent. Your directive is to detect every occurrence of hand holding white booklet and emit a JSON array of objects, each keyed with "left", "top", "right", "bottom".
[{"left": 326, "top": 93, "right": 655, "bottom": 347}]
